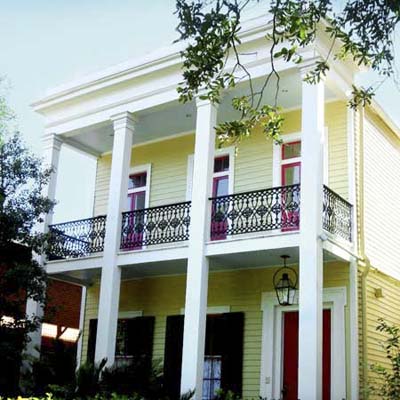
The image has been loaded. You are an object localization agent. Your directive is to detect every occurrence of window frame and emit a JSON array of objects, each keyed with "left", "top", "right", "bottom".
[{"left": 186, "top": 147, "right": 235, "bottom": 201}]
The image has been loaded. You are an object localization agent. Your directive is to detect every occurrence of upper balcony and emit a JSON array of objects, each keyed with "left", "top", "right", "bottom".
[
  {"left": 48, "top": 183, "right": 352, "bottom": 261},
  {"left": 34, "top": 16, "right": 360, "bottom": 281}
]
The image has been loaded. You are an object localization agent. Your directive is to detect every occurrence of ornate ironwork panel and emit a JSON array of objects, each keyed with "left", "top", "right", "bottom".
[
  {"left": 120, "top": 201, "right": 191, "bottom": 250},
  {"left": 48, "top": 215, "right": 107, "bottom": 259},
  {"left": 209, "top": 184, "right": 301, "bottom": 238},
  {"left": 323, "top": 185, "right": 352, "bottom": 242}
]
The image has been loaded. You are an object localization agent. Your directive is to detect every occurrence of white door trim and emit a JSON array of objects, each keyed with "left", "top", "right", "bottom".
[
  {"left": 272, "top": 130, "right": 329, "bottom": 187},
  {"left": 186, "top": 146, "right": 235, "bottom": 201},
  {"left": 127, "top": 163, "right": 152, "bottom": 210},
  {"left": 259, "top": 286, "right": 347, "bottom": 400}
]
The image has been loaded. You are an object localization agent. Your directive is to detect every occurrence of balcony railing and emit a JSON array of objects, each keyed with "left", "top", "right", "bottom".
[
  {"left": 210, "top": 184, "right": 353, "bottom": 243},
  {"left": 48, "top": 215, "right": 107, "bottom": 259},
  {"left": 47, "top": 185, "right": 352, "bottom": 260},
  {"left": 323, "top": 185, "right": 352, "bottom": 242},
  {"left": 209, "top": 184, "right": 301, "bottom": 238},
  {"left": 120, "top": 201, "right": 191, "bottom": 250}
]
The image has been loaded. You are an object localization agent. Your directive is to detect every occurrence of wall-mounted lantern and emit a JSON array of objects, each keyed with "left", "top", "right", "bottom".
[{"left": 273, "top": 255, "right": 298, "bottom": 306}]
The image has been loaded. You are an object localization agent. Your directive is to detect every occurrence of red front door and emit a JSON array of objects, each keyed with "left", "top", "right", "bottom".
[{"left": 282, "top": 310, "right": 331, "bottom": 400}]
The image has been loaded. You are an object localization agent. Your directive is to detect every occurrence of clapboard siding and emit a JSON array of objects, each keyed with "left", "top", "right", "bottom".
[
  {"left": 81, "top": 262, "right": 349, "bottom": 398},
  {"left": 362, "top": 269, "right": 400, "bottom": 399},
  {"left": 364, "top": 111, "right": 400, "bottom": 280},
  {"left": 93, "top": 101, "right": 349, "bottom": 215}
]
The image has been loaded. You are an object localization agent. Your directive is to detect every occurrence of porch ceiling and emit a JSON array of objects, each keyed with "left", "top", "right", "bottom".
[
  {"left": 49, "top": 247, "right": 342, "bottom": 286},
  {"left": 62, "top": 71, "right": 337, "bottom": 156}
]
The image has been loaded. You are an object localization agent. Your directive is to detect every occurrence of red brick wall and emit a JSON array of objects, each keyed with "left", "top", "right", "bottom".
[{"left": 44, "top": 279, "right": 82, "bottom": 329}]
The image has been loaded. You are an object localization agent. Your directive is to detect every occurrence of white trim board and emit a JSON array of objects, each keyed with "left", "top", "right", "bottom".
[
  {"left": 272, "top": 130, "right": 329, "bottom": 187},
  {"left": 259, "top": 287, "right": 347, "bottom": 400},
  {"left": 118, "top": 310, "right": 143, "bottom": 318},
  {"left": 180, "top": 306, "right": 231, "bottom": 315},
  {"left": 186, "top": 146, "right": 235, "bottom": 201}
]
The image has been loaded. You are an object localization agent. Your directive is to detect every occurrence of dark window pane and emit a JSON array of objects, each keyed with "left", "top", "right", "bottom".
[
  {"left": 282, "top": 141, "right": 301, "bottom": 160},
  {"left": 214, "top": 156, "right": 229, "bottom": 173},
  {"left": 129, "top": 172, "right": 147, "bottom": 189}
]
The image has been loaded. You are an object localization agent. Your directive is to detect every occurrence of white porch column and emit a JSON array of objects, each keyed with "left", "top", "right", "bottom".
[
  {"left": 95, "top": 112, "right": 135, "bottom": 365},
  {"left": 180, "top": 96, "right": 217, "bottom": 399},
  {"left": 298, "top": 66, "right": 325, "bottom": 400},
  {"left": 25, "top": 133, "right": 63, "bottom": 359}
]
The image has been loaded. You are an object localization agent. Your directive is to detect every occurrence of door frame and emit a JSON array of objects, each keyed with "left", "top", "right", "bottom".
[
  {"left": 272, "top": 130, "right": 329, "bottom": 187},
  {"left": 127, "top": 164, "right": 151, "bottom": 211},
  {"left": 259, "top": 287, "right": 347, "bottom": 400},
  {"left": 124, "top": 164, "right": 151, "bottom": 250},
  {"left": 186, "top": 147, "right": 235, "bottom": 201}
]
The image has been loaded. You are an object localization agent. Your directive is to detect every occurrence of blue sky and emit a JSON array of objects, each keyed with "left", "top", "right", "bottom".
[{"left": 0, "top": 1, "right": 399, "bottom": 222}]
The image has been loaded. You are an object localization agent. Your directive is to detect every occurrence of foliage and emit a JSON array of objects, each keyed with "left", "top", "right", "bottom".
[
  {"left": 175, "top": 0, "right": 400, "bottom": 145},
  {"left": 0, "top": 82, "right": 54, "bottom": 395},
  {"left": 29, "top": 339, "right": 77, "bottom": 396},
  {"left": 100, "top": 357, "right": 164, "bottom": 399},
  {"left": 370, "top": 319, "right": 400, "bottom": 399},
  {"left": 44, "top": 357, "right": 173, "bottom": 400}
]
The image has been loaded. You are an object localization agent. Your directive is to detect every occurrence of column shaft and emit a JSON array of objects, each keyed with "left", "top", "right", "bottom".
[
  {"left": 298, "top": 70, "right": 325, "bottom": 400},
  {"left": 95, "top": 112, "right": 134, "bottom": 365},
  {"left": 180, "top": 98, "right": 217, "bottom": 399}
]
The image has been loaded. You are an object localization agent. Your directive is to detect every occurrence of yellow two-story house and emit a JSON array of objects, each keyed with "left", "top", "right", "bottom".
[{"left": 30, "top": 15, "right": 400, "bottom": 400}]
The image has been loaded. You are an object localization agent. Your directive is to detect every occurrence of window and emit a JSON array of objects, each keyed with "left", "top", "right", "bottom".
[
  {"left": 115, "top": 319, "right": 130, "bottom": 359},
  {"left": 211, "top": 155, "right": 230, "bottom": 241},
  {"left": 128, "top": 172, "right": 147, "bottom": 189},
  {"left": 202, "top": 355, "right": 222, "bottom": 400},
  {"left": 214, "top": 156, "right": 230, "bottom": 173},
  {"left": 282, "top": 141, "right": 301, "bottom": 160},
  {"left": 125, "top": 171, "right": 148, "bottom": 250}
]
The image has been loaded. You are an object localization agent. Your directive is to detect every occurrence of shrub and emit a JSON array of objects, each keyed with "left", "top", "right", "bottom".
[{"left": 370, "top": 319, "right": 400, "bottom": 399}]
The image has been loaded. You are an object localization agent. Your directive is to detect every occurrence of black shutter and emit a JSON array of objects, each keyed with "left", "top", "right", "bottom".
[
  {"left": 87, "top": 319, "right": 98, "bottom": 364},
  {"left": 220, "top": 312, "right": 244, "bottom": 396},
  {"left": 127, "top": 316, "right": 155, "bottom": 358},
  {"left": 164, "top": 315, "right": 184, "bottom": 400}
]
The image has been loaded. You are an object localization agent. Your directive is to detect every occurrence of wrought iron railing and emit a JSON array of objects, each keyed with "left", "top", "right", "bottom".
[
  {"left": 48, "top": 215, "right": 107, "bottom": 259},
  {"left": 120, "top": 201, "right": 191, "bottom": 250},
  {"left": 323, "top": 185, "right": 352, "bottom": 242},
  {"left": 209, "top": 184, "right": 301, "bottom": 239}
]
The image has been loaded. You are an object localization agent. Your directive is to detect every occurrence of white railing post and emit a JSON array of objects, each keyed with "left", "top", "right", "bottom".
[
  {"left": 180, "top": 96, "right": 217, "bottom": 399},
  {"left": 298, "top": 64, "right": 325, "bottom": 400},
  {"left": 95, "top": 112, "right": 135, "bottom": 365}
]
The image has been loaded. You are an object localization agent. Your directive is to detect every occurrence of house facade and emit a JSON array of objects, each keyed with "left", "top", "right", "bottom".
[{"left": 30, "top": 16, "right": 400, "bottom": 400}]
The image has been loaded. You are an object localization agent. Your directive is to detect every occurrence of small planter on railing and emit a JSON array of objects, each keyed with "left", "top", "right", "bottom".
[
  {"left": 323, "top": 185, "right": 353, "bottom": 242},
  {"left": 209, "top": 184, "right": 301, "bottom": 240},
  {"left": 48, "top": 215, "right": 107, "bottom": 259},
  {"left": 120, "top": 201, "right": 191, "bottom": 250}
]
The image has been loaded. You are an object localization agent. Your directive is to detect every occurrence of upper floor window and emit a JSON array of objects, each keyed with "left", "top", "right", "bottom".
[
  {"left": 214, "top": 156, "right": 230, "bottom": 173},
  {"left": 128, "top": 172, "right": 147, "bottom": 189},
  {"left": 282, "top": 141, "right": 301, "bottom": 160}
]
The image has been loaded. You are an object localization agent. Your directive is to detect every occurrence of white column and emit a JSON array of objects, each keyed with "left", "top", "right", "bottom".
[
  {"left": 76, "top": 285, "right": 87, "bottom": 369},
  {"left": 95, "top": 112, "right": 135, "bottom": 365},
  {"left": 298, "top": 66, "right": 325, "bottom": 400},
  {"left": 349, "top": 257, "right": 359, "bottom": 400},
  {"left": 25, "top": 133, "right": 62, "bottom": 360},
  {"left": 180, "top": 97, "right": 217, "bottom": 399}
]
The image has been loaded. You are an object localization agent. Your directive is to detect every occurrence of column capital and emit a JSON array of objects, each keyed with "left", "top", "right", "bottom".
[
  {"left": 195, "top": 89, "right": 220, "bottom": 109},
  {"left": 299, "top": 58, "right": 327, "bottom": 81},
  {"left": 41, "top": 133, "right": 63, "bottom": 151},
  {"left": 110, "top": 111, "right": 137, "bottom": 131}
]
